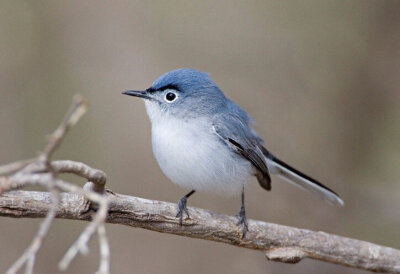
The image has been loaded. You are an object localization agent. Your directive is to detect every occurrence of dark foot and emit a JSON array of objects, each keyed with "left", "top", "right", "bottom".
[
  {"left": 237, "top": 186, "right": 248, "bottom": 238},
  {"left": 236, "top": 206, "right": 248, "bottom": 238},
  {"left": 176, "top": 197, "right": 190, "bottom": 225},
  {"left": 176, "top": 190, "right": 195, "bottom": 225}
]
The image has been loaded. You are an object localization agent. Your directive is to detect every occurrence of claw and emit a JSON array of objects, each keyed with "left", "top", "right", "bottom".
[
  {"left": 176, "top": 190, "right": 195, "bottom": 225},
  {"left": 237, "top": 186, "right": 248, "bottom": 238},
  {"left": 176, "top": 197, "right": 190, "bottom": 225},
  {"left": 236, "top": 207, "right": 248, "bottom": 238}
]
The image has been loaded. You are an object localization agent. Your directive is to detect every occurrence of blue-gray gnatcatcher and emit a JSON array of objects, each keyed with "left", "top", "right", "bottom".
[{"left": 122, "top": 68, "right": 343, "bottom": 237}]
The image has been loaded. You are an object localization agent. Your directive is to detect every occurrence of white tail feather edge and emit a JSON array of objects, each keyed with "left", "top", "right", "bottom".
[{"left": 266, "top": 159, "right": 344, "bottom": 206}]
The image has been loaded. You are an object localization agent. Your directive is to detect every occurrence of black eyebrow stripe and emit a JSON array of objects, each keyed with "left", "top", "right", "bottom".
[
  {"left": 146, "top": 84, "right": 181, "bottom": 93},
  {"left": 159, "top": 84, "right": 180, "bottom": 92}
]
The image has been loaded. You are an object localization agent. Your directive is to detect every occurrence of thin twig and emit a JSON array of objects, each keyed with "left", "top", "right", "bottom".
[
  {"left": 42, "top": 94, "right": 87, "bottom": 161},
  {"left": 96, "top": 224, "right": 110, "bottom": 274},
  {"left": 59, "top": 198, "right": 109, "bottom": 272},
  {"left": 6, "top": 178, "right": 59, "bottom": 274},
  {"left": 0, "top": 158, "right": 36, "bottom": 176},
  {"left": 0, "top": 173, "right": 53, "bottom": 194},
  {"left": 0, "top": 94, "right": 110, "bottom": 274},
  {"left": 52, "top": 160, "right": 106, "bottom": 193}
]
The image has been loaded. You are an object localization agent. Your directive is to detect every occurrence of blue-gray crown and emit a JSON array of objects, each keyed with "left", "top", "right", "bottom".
[{"left": 151, "top": 68, "right": 217, "bottom": 92}]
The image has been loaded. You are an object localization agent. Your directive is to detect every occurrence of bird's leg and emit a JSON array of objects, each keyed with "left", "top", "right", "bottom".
[
  {"left": 176, "top": 190, "right": 195, "bottom": 225},
  {"left": 236, "top": 186, "right": 248, "bottom": 238}
]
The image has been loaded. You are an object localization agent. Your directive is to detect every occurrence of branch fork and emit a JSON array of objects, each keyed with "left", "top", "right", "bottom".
[{"left": 0, "top": 95, "right": 111, "bottom": 274}]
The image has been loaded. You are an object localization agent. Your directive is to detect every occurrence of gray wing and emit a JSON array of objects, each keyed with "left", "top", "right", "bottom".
[{"left": 212, "top": 113, "right": 271, "bottom": 191}]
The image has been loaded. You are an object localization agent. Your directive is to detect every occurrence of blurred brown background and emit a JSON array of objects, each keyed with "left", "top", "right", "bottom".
[{"left": 1, "top": 1, "right": 399, "bottom": 273}]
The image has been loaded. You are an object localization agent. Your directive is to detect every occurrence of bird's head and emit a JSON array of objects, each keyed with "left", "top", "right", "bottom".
[{"left": 122, "top": 68, "right": 226, "bottom": 121}]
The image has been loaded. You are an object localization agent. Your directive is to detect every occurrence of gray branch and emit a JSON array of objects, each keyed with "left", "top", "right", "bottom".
[
  {"left": 1, "top": 190, "right": 399, "bottom": 273},
  {"left": 1, "top": 94, "right": 399, "bottom": 273}
]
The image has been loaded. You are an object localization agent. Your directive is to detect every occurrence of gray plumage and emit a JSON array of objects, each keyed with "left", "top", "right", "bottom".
[{"left": 122, "top": 68, "right": 344, "bottom": 236}]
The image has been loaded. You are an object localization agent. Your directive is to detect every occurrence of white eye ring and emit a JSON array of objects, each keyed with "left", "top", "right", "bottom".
[{"left": 164, "top": 91, "right": 178, "bottom": 103}]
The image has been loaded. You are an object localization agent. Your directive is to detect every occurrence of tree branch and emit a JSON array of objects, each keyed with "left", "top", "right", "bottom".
[
  {"left": 1, "top": 190, "right": 399, "bottom": 273},
  {"left": 1, "top": 94, "right": 399, "bottom": 274}
]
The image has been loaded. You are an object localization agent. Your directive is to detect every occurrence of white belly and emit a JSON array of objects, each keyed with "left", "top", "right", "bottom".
[{"left": 150, "top": 117, "right": 253, "bottom": 196}]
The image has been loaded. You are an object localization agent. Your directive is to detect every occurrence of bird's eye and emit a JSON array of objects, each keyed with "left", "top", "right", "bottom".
[{"left": 165, "top": 92, "right": 177, "bottom": 103}]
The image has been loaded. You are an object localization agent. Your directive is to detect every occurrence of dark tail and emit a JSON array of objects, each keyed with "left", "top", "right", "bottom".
[{"left": 265, "top": 152, "right": 344, "bottom": 206}]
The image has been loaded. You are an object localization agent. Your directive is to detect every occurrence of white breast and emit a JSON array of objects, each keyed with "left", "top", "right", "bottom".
[{"left": 145, "top": 102, "right": 253, "bottom": 196}]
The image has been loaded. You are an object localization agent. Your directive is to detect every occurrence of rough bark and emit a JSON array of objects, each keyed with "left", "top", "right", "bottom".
[{"left": 1, "top": 190, "right": 399, "bottom": 273}]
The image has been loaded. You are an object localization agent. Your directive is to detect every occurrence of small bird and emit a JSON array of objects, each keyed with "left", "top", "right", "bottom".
[{"left": 122, "top": 68, "right": 343, "bottom": 237}]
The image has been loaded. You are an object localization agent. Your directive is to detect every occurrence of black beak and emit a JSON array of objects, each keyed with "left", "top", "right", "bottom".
[{"left": 121, "top": 90, "right": 152, "bottom": 100}]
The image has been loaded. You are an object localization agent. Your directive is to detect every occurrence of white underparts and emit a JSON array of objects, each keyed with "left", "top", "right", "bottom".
[{"left": 145, "top": 100, "right": 253, "bottom": 196}]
